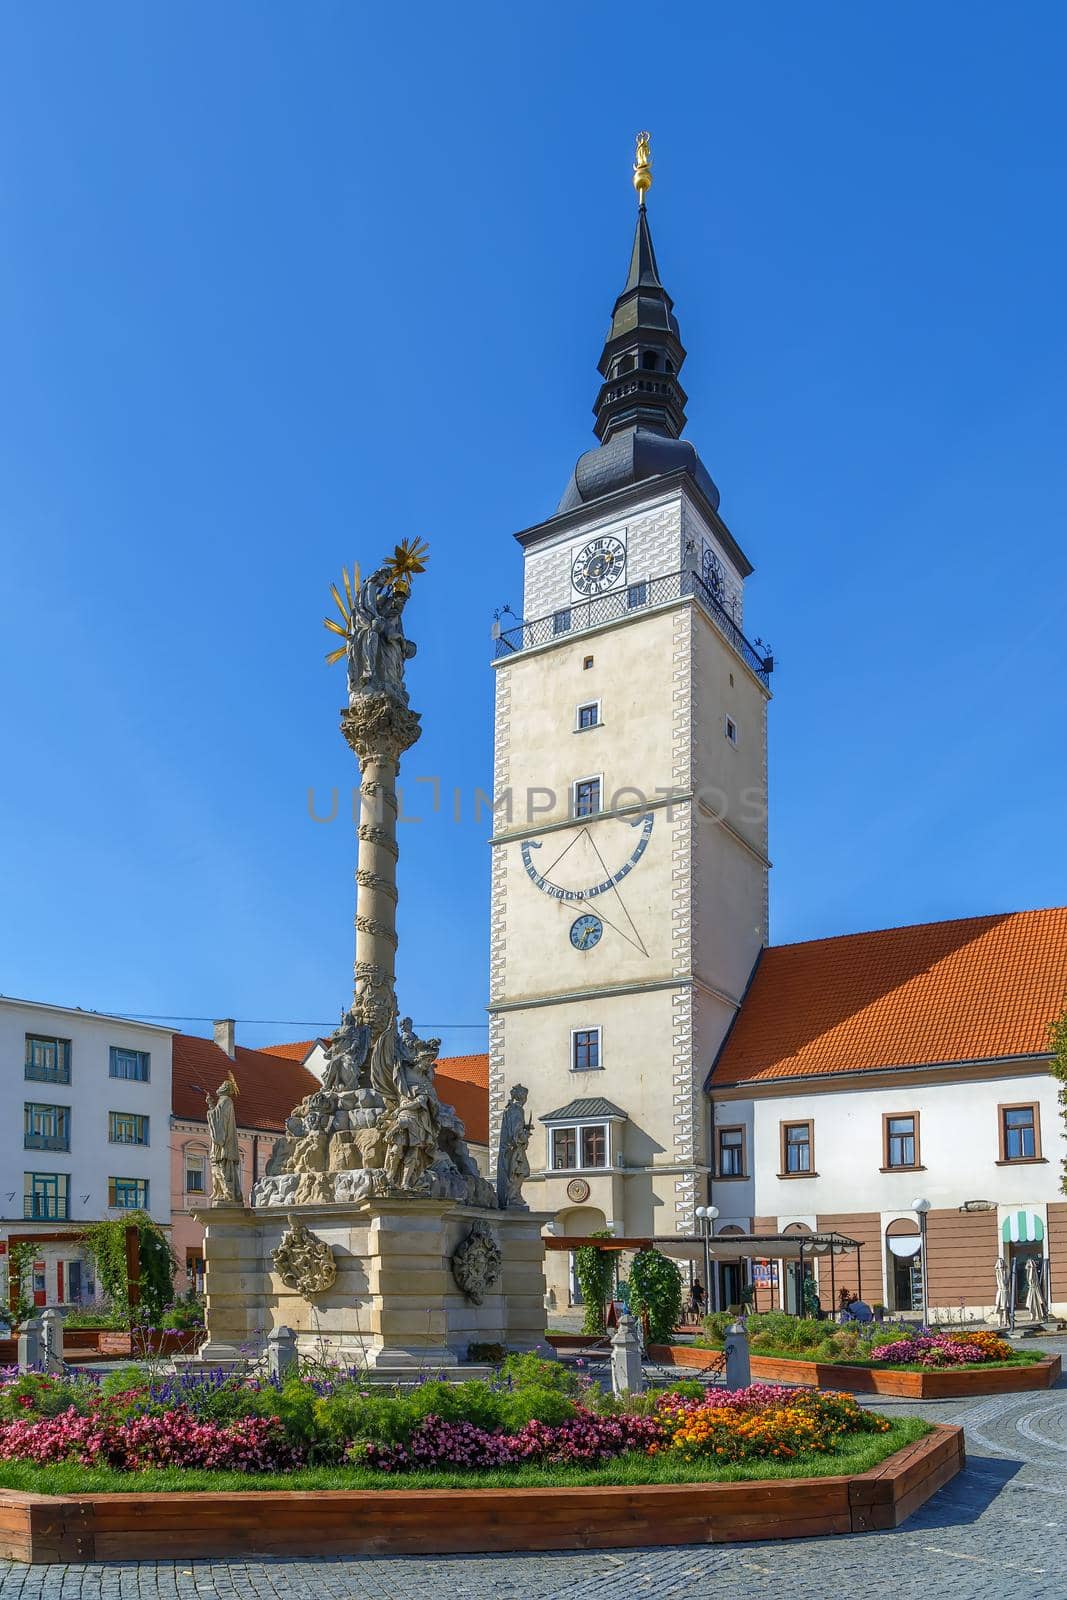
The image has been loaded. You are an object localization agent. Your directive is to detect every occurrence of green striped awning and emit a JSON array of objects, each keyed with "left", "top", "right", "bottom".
[{"left": 1002, "top": 1209, "right": 1044, "bottom": 1243}]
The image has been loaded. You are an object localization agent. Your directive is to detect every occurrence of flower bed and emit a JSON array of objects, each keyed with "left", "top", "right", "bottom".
[
  {"left": 0, "top": 1425, "right": 965, "bottom": 1562},
  {"left": 0, "top": 1359, "right": 898, "bottom": 1484},
  {"left": 652, "top": 1343, "right": 1061, "bottom": 1398}
]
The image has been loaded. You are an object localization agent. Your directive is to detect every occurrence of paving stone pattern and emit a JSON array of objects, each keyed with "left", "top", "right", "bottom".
[{"left": 3, "top": 1338, "right": 1066, "bottom": 1600}]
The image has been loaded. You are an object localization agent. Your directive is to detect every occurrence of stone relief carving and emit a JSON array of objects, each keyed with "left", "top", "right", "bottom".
[
  {"left": 496, "top": 1084, "right": 533, "bottom": 1210},
  {"left": 451, "top": 1222, "right": 503, "bottom": 1305},
  {"left": 271, "top": 1215, "right": 338, "bottom": 1298}
]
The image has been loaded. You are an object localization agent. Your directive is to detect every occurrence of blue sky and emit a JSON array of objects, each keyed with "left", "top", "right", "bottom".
[{"left": 1, "top": 3, "right": 1065, "bottom": 1057}]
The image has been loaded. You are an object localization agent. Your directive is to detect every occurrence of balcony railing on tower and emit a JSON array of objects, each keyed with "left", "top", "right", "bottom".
[{"left": 493, "top": 568, "right": 774, "bottom": 686}]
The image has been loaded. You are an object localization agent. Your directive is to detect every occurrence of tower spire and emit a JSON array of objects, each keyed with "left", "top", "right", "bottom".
[
  {"left": 554, "top": 131, "right": 721, "bottom": 515},
  {"left": 592, "top": 133, "right": 686, "bottom": 445}
]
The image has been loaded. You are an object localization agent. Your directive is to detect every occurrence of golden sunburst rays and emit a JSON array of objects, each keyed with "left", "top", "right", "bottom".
[
  {"left": 383, "top": 536, "right": 429, "bottom": 597},
  {"left": 323, "top": 561, "right": 361, "bottom": 666}
]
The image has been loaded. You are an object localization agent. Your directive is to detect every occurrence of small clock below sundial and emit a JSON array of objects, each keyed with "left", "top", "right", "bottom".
[{"left": 570, "top": 913, "right": 603, "bottom": 951}]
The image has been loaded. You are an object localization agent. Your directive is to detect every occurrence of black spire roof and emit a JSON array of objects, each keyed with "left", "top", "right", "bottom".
[{"left": 557, "top": 193, "right": 721, "bottom": 516}]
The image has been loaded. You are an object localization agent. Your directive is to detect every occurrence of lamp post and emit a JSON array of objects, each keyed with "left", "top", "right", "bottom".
[
  {"left": 694, "top": 1205, "right": 719, "bottom": 1315},
  {"left": 913, "top": 1197, "right": 932, "bottom": 1329}
]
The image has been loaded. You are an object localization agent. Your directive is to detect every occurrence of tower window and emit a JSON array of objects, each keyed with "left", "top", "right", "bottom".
[
  {"left": 725, "top": 716, "right": 738, "bottom": 746},
  {"left": 571, "top": 1028, "right": 602, "bottom": 1072},
  {"left": 572, "top": 776, "right": 601, "bottom": 818},
  {"left": 665, "top": 358, "right": 674, "bottom": 373},
  {"left": 576, "top": 702, "right": 600, "bottom": 731},
  {"left": 583, "top": 655, "right": 594, "bottom": 670},
  {"left": 552, "top": 608, "right": 572, "bottom": 636},
  {"left": 627, "top": 581, "right": 648, "bottom": 609},
  {"left": 641, "top": 351, "right": 658, "bottom": 370}
]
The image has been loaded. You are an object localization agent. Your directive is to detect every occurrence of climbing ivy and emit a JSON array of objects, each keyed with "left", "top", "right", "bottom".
[
  {"left": 83, "top": 1212, "right": 176, "bottom": 1325},
  {"left": 1049, "top": 1001, "right": 1067, "bottom": 1196},
  {"left": 7, "top": 1241, "right": 38, "bottom": 1326},
  {"left": 628, "top": 1246, "right": 683, "bottom": 1344},
  {"left": 572, "top": 1230, "right": 616, "bottom": 1337}
]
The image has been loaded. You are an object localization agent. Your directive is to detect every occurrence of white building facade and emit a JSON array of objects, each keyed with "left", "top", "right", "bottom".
[
  {"left": 0, "top": 997, "right": 173, "bottom": 1310},
  {"left": 707, "top": 911, "right": 1067, "bottom": 1321}
]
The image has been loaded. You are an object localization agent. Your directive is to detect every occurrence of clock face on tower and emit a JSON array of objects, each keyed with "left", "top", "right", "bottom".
[
  {"left": 702, "top": 542, "right": 725, "bottom": 603},
  {"left": 572, "top": 536, "right": 626, "bottom": 597},
  {"left": 569, "top": 913, "right": 603, "bottom": 951}
]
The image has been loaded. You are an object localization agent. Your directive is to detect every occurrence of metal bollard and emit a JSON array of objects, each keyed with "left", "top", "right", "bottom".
[
  {"left": 610, "top": 1312, "right": 645, "bottom": 1397},
  {"left": 724, "top": 1319, "right": 751, "bottom": 1390},
  {"left": 41, "top": 1307, "right": 65, "bottom": 1372},
  {"left": 267, "top": 1325, "right": 298, "bottom": 1382},
  {"left": 18, "top": 1315, "right": 43, "bottom": 1372}
]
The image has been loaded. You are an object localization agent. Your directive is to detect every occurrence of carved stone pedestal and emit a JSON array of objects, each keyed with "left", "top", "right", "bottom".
[{"left": 197, "top": 1200, "right": 551, "bottom": 1368}]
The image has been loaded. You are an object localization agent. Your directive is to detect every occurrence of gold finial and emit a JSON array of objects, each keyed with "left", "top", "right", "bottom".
[{"left": 633, "top": 131, "right": 652, "bottom": 207}]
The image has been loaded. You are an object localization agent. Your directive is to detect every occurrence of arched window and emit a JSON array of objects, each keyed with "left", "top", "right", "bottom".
[{"left": 641, "top": 350, "right": 658, "bottom": 370}]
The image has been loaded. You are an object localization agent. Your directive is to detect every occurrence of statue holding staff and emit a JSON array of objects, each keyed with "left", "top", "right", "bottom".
[{"left": 206, "top": 1073, "right": 242, "bottom": 1204}]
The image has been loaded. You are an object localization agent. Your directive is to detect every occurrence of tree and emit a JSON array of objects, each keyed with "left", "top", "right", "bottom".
[
  {"left": 1049, "top": 1000, "right": 1067, "bottom": 1195},
  {"left": 628, "top": 1247, "right": 683, "bottom": 1344},
  {"left": 83, "top": 1212, "right": 176, "bottom": 1324}
]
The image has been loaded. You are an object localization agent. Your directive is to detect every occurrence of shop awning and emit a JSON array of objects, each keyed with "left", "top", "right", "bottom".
[{"left": 1002, "top": 1209, "right": 1044, "bottom": 1243}]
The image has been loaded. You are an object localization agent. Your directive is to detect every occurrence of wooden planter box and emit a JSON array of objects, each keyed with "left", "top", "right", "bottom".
[
  {"left": 649, "top": 1344, "right": 1062, "bottom": 1398},
  {"left": 0, "top": 1329, "right": 201, "bottom": 1365},
  {"left": 0, "top": 1424, "right": 964, "bottom": 1563}
]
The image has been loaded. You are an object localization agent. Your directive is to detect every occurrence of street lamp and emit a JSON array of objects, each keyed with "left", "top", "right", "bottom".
[
  {"left": 913, "top": 1197, "right": 932, "bottom": 1329},
  {"left": 694, "top": 1205, "right": 719, "bottom": 1315}
]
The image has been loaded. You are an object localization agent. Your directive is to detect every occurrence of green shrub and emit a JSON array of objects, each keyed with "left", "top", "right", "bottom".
[
  {"left": 159, "top": 1294, "right": 205, "bottom": 1331},
  {"left": 499, "top": 1352, "right": 579, "bottom": 1395},
  {"left": 0, "top": 1373, "right": 90, "bottom": 1419},
  {"left": 63, "top": 1310, "right": 126, "bottom": 1331},
  {"left": 664, "top": 1379, "right": 706, "bottom": 1401},
  {"left": 497, "top": 1386, "right": 575, "bottom": 1429},
  {"left": 701, "top": 1312, "right": 733, "bottom": 1345},
  {"left": 100, "top": 1365, "right": 151, "bottom": 1397},
  {"left": 312, "top": 1388, "right": 415, "bottom": 1453},
  {"left": 407, "top": 1380, "right": 504, "bottom": 1433},
  {"left": 467, "top": 1341, "right": 506, "bottom": 1364}
]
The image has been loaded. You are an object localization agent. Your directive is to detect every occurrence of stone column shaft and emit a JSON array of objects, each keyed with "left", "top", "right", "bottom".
[
  {"left": 355, "top": 755, "right": 401, "bottom": 986},
  {"left": 341, "top": 693, "right": 421, "bottom": 998}
]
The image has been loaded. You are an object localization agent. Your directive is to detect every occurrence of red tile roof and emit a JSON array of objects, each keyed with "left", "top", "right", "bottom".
[
  {"left": 171, "top": 1033, "right": 320, "bottom": 1132},
  {"left": 258, "top": 1039, "right": 320, "bottom": 1063},
  {"left": 711, "top": 908, "right": 1067, "bottom": 1087},
  {"left": 434, "top": 1053, "right": 489, "bottom": 1146}
]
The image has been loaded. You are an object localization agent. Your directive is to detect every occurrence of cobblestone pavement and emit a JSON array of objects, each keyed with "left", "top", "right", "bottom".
[{"left": 2, "top": 1345, "right": 1066, "bottom": 1600}]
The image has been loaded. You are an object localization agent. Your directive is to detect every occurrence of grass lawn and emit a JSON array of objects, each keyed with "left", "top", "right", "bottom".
[
  {"left": 0, "top": 1418, "right": 928, "bottom": 1495},
  {"left": 695, "top": 1339, "right": 1046, "bottom": 1372}
]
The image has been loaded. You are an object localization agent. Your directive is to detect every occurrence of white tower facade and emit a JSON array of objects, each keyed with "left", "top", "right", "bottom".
[{"left": 489, "top": 155, "right": 771, "bottom": 1306}]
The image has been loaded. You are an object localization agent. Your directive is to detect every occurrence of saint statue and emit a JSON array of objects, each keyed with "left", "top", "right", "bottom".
[
  {"left": 321, "top": 1005, "right": 370, "bottom": 1095},
  {"left": 206, "top": 1075, "right": 242, "bottom": 1204},
  {"left": 496, "top": 1084, "right": 532, "bottom": 1210},
  {"left": 347, "top": 569, "right": 416, "bottom": 704}
]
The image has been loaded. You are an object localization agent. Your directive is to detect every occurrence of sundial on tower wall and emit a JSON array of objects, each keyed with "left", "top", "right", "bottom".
[{"left": 520, "top": 812, "right": 654, "bottom": 957}]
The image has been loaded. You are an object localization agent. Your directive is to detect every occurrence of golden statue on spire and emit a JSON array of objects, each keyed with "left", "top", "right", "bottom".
[{"left": 633, "top": 131, "right": 652, "bottom": 206}]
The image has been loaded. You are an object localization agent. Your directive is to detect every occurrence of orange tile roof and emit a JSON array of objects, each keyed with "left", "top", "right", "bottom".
[
  {"left": 711, "top": 908, "right": 1067, "bottom": 1087},
  {"left": 172, "top": 1033, "right": 320, "bottom": 1131},
  {"left": 434, "top": 1053, "right": 489, "bottom": 1146},
  {"left": 258, "top": 1039, "right": 320, "bottom": 1063}
]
